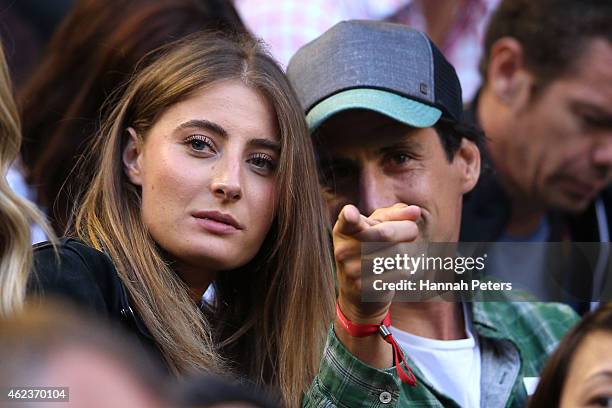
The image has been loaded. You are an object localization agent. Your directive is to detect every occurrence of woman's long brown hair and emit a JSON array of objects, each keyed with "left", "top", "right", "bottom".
[
  {"left": 73, "top": 31, "right": 335, "bottom": 407},
  {"left": 19, "top": 0, "right": 245, "bottom": 233}
]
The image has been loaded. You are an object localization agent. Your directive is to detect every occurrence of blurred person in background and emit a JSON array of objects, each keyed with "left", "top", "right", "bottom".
[
  {"left": 528, "top": 303, "right": 612, "bottom": 408},
  {"left": 0, "top": 40, "right": 54, "bottom": 318},
  {"left": 0, "top": 0, "right": 72, "bottom": 88},
  {"left": 0, "top": 302, "right": 169, "bottom": 408},
  {"left": 18, "top": 0, "right": 245, "bottom": 233},
  {"left": 0, "top": 0, "right": 73, "bottom": 243},
  {"left": 461, "top": 0, "right": 612, "bottom": 312},
  {"left": 29, "top": 31, "right": 335, "bottom": 407},
  {"left": 235, "top": 0, "right": 499, "bottom": 101}
]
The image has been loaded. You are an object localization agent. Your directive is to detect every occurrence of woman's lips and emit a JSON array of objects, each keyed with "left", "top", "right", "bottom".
[
  {"left": 192, "top": 210, "right": 244, "bottom": 235},
  {"left": 194, "top": 217, "right": 239, "bottom": 234}
]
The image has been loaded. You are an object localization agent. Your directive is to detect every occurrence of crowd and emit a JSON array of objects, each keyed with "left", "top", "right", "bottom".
[{"left": 0, "top": 0, "right": 611, "bottom": 407}]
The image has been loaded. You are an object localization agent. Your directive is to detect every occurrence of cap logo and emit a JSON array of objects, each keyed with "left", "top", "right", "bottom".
[{"left": 419, "top": 83, "right": 428, "bottom": 95}]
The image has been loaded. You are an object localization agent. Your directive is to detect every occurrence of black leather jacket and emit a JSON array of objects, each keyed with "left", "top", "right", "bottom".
[{"left": 29, "top": 238, "right": 167, "bottom": 370}]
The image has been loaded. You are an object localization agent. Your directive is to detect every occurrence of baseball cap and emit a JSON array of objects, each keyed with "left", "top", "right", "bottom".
[{"left": 286, "top": 20, "right": 463, "bottom": 132}]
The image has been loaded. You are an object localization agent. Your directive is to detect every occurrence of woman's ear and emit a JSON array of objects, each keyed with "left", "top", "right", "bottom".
[
  {"left": 123, "top": 127, "right": 143, "bottom": 186},
  {"left": 455, "top": 138, "right": 481, "bottom": 194},
  {"left": 486, "top": 37, "right": 534, "bottom": 111}
]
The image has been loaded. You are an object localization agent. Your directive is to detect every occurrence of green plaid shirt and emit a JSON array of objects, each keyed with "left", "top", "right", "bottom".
[{"left": 303, "top": 302, "right": 578, "bottom": 407}]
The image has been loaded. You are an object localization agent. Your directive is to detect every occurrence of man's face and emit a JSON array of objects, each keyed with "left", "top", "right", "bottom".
[
  {"left": 315, "top": 110, "right": 476, "bottom": 242},
  {"left": 500, "top": 39, "right": 612, "bottom": 212}
]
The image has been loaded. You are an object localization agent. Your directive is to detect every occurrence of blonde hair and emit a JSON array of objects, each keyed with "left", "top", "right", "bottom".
[
  {"left": 0, "top": 44, "right": 55, "bottom": 317},
  {"left": 74, "top": 32, "right": 335, "bottom": 406}
]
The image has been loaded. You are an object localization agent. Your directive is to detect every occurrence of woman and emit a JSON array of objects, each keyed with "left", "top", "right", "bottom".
[
  {"left": 0, "top": 41, "right": 54, "bottom": 317},
  {"left": 19, "top": 0, "right": 245, "bottom": 233},
  {"left": 31, "top": 31, "right": 335, "bottom": 407},
  {"left": 529, "top": 303, "right": 612, "bottom": 407}
]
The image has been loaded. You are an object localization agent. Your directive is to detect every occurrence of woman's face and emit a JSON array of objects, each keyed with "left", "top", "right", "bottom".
[
  {"left": 123, "top": 80, "right": 279, "bottom": 277},
  {"left": 560, "top": 330, "right": 612, "bottom": 407}
]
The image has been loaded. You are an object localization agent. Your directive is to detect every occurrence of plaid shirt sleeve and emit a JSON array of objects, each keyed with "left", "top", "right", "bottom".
[
  {"left": 303, "top": 326, "right": 402, "bottom": 407},
  {"left": 303, "top": 302, "right": 579, "bottom": 408}
]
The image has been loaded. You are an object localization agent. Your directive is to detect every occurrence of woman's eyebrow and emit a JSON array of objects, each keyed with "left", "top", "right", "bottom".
[
  {"left": 177, "top": 119, "right": 228, "bottom": 138},
  {"left": 248, "top": 138, "right": 280, "bottom": 153}
]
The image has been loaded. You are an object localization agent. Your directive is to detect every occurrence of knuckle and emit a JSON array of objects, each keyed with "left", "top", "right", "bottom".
[
  {"left": 378, "top": 226, "right": 394, "bottom": 241},
  {"left": 405, "top": 222, "right": 419, "bottom": 240},
  {"left": 332, "top": 221, "right": 341, "bottom": 236},
  {"left": 369, "top": 210, "right": 382, "bottom": 221},
  {"left": 334, "top": 243, "right": 355, "bottom": 263},
  {"left": 333, "top": 219, "right": 348, "bottom": 237}
]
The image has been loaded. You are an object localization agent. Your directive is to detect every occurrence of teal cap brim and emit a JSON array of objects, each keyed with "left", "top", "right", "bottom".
[{"left": 306, "top": 88, "right": 442, "bottom": 132}]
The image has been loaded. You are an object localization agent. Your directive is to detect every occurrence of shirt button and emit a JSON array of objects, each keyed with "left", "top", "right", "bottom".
[{"left": 379, "top": 391, "right": 392, "bottom": 404}]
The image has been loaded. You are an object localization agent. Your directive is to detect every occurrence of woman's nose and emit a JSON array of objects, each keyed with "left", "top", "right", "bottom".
[
  {"left": 210, "top": 158, "right": 243, "bottom": 202},
  {"left": 211, "top": 180, "right": 242, "bottom": 201}
]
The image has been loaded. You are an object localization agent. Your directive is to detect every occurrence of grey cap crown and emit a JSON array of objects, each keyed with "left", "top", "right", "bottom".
[{"left": 286, "top": 20, "right": 463, "bottom": 122}]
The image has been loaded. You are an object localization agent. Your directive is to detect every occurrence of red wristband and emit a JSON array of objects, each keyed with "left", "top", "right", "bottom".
[
  {"left": 335, "top": 303, "right": 391, "bottom": 336},
  {"left": 335, "top": 304, "right": 417, "bottom": 387}
]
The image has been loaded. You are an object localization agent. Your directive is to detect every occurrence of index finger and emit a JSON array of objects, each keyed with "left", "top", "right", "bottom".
[
  {"left": 334, "top": 205, "right": 377, "bottom": 237},
  {"left": 369, "top": 204, "right": 421, "bottom": 223}
]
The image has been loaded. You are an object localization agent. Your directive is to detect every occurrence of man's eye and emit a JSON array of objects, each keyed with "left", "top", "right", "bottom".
[
  {"left": 329, "top": 165, "right": 353, "bottom": 179},
  {"left": 393, "top": 154, "right": 410, "bottom": 164},
  {"left": 580, "top": 114, "right": 612, "bottom": 131},
  {"left": 387, "top": 153, "right": 412, "bottom": 166},
  {"left": 320, "top": 164, "right": 355, "bottom": 187}
]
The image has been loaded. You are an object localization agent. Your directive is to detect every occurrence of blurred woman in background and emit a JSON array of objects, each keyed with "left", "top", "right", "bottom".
[
  {"left": 529, "top": 304, "right": 612, "bottom": 407},
  {"left": 0, "top": 42, "right": 54, "bottom": 318}
]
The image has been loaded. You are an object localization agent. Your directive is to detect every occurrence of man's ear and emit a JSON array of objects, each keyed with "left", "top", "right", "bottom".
[
  {"left": 454, "top": 138, "right": 481, "bottom": 194},
  {"left": 486, "top": 37, "right": 534, "bottom": 111},
  {"left": 122, "top": 127, "right": 143, "bottom": 186}
]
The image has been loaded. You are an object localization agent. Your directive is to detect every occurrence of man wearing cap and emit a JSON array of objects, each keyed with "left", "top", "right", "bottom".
[
  {"left": 288, "top": 21, "right": 578, "bottom": 407},
  {"left": 460, "top": 0, "right": 612, "bottom": 312}
]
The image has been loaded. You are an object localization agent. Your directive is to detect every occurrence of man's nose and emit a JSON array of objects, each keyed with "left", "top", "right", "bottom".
[
  {"left": 358, "top": 166, "right": 395, "bottom": 216},
  {"left": 592, "top": 138, "right": 612, "bottom": 177}
]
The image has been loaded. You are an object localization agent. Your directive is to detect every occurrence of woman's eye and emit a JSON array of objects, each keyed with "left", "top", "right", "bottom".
[
  {"left": 248, "top": 153, "right": 276, "bottom": 174},
  {"left": 185, "top": 135, "right": 214, "bottom": 153},
  {"left": 589, "top": 396, "right": 612, "bottom": 407}
]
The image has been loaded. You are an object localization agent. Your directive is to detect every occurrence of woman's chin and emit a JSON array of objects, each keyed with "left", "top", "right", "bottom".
[{"left": 177, "top": 245, "right": 252, "bottom": 271}]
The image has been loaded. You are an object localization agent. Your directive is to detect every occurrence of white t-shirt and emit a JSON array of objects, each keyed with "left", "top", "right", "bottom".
[{"left": 389, "top": 308, "right": 481, "bottom": 408}]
